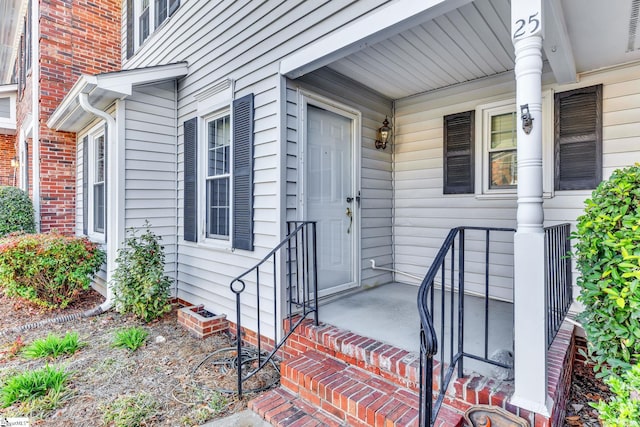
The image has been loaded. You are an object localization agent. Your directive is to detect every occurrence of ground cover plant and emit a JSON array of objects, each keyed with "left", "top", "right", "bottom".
[
  {"left": 101, "top": 393, "right": 158, "bottom": 427},
  {"left": 112, "top": 326, "right": 148, "bottom": 352},
  {"left": 0, "top": 365, "right": 69, "bottom": 409},
  {"left": 22, "top": 332, "right": 83, "bottom": 360},
  {"left": 0, "top": 233, "right": 105, "bottom": 308}
]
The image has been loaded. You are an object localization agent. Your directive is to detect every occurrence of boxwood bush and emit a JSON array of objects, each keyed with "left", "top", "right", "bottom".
[
  {"left": 574, "top": 165, "right": 640, "bottom": 375},
  {"left": 0, "top": 233, "right": 105, "bottom": 308},
  {"left": 0, "top": 186, "right": 35, "bottom": 238}
]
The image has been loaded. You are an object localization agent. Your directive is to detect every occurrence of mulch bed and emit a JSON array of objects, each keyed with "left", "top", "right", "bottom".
[
  {"left": 564, "top": 356, "right": 613, "bottom": 426},
  {"left": 0, "top": 289, "right": 277, "bottom": 426}
]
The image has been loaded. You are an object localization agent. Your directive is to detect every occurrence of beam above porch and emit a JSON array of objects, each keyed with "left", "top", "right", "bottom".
[{"left": 280, "top": 0, "right": 473, "bottom": 79}]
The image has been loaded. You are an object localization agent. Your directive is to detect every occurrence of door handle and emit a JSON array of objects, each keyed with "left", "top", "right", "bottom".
[{"left": 346, "top": 207, "right": 353, "bottom": 234}]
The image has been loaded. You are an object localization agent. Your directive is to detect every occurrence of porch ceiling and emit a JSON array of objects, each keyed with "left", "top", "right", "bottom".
[
  {"left": 295, "top": 0, "right": 640, "bottom": 100},
  {"left": 0, "top": 0, "right": 24, "bottom": 84}
]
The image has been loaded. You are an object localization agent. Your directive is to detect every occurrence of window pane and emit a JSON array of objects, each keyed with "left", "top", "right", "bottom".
[
  {"left": 490, "top": 150, "right": 517, "bottom": 188},
  {"left": 95, "top": 135, "right": 105, "bottom": 183},
  {"left": 207, "top": 115, "right": 230, "bottom": 177},
  {"left": 206, "top": 177, "right": 229, "bottom": 238},
  {"left": 93, "top": 183, "right": 105, "bottom": 233},
  {"left": 155, "top": 0, "right": 167, "bottom": 27},
  {"left": 490, "top": 112, "right": 517, "bottom": 149}
]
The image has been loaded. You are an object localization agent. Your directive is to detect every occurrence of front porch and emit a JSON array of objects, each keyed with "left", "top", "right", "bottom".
[
  {"left": 321, "top": 283, "right": 514, "bottom": 379},
  {"left": 250, "top": 288, "right": 576, "bottom": 427}
]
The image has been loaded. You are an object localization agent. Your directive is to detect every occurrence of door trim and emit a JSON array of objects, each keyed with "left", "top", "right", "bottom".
[{"left": 298, "top": 89, "right": 361, "bottom": 296}]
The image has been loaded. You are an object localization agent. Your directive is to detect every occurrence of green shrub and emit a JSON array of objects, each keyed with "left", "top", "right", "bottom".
[
  {"left": 0, "top": 186, "right": 35, "bottom": 238},
  {"left": 0, "top": 365, "right": 68, "bottom": 408},
  {"left": 22, "top": 332, "right": 84, "bottom": 360},
  {"left": 0, "top": 233, "right": 105, "bottom": 308},
  {"left": 112, "top": 327, "right": 148, "bottom": 352},
  {"left": 573, "top": 165, "right": 640, "bottom": 374},
  {"left": 593, "top": 363, "right": 640, "bottom": 426},
  {"left": 112, "top": 223, "right": 172, "bottom": 322}
]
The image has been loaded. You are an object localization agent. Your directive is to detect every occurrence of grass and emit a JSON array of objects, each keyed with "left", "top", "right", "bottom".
[
  {"left": 0, "top": 365, "right": 69, "bottom": 408},
  {"left": 101, "top": 393, "right": 158, "bottom": 427},
  {"left": 22, "top": 332, "right": 83, "bottom": 360},
  {"left": 112, "top": 326, "right": 148, "bottom": 351}
]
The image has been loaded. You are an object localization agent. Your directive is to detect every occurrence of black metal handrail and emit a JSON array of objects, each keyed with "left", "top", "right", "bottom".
[
  {"left": 544, "top": 223, "right": 572, "bottom": 348},
  {"left": 418, "top": 226, "right": 515, "bottom": 426},
  {"left": 230, "top": 221, "right": 318, "bottom": 398}
]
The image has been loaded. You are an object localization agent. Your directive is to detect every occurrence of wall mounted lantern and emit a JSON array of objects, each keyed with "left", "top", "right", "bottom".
[
  {"left": 10, "top": 156, "right": 18, "bottom": 168},
  {"left": 375, "top": 117, "right": 391, "bottom": 150},
  {"left": 520, "top": 104, "right": 533, "bottom": 135}
]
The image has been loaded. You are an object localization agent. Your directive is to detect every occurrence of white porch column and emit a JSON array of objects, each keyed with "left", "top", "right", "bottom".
[{"left": 510, "top": 0, "right": 552, "bottom": 415}]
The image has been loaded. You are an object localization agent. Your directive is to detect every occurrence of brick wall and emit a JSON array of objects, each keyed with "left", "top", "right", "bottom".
[
  {"left": 0, "top": 134, "right": 16, "bottom": 186},
  {"left": 36, "top": 0, "right": 121, "bottom": 233}
]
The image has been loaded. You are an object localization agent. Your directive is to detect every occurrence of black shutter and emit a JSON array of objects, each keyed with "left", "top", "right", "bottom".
[
  {"left": 183, "top": 118, "right": 198, "bottom": 242},
  {"left": 232, "top": 94, "right": 254, "bottom": 251},
  {"left": 554, "top": 85, "right": 602, "bottom": 190},
  {"left": 82, "top": 136, "right": 88, "bottom": 235},
  {"left": 126, "top": 0, "right": 135, "bottom": 59},
  {"left": 443, "top": 111, "right": 474, "bottom": 194}
]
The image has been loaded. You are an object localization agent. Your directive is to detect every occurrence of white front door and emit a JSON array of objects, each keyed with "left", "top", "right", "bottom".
[{"left": 304, "top": 100, "right": 359, "bottom": 296}]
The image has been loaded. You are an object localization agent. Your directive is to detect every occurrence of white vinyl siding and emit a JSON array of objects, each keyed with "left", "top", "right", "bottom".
[
  {"left": 394, "top": 63, "right": 640, "bottom": 302},
  {"left": 123, "top": 81, "right": 178, "bottom": 281},
  {"left": 118, "top": 0, "right": 389, "bottom": 336}
]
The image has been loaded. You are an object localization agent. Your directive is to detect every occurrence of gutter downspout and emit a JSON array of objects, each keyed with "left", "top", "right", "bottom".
[
  {"left": 31, "top": 0, "right": 40, "bottom": 230},
  {"left": 79, "top": 92, "right": 117, "bottom": 313}
]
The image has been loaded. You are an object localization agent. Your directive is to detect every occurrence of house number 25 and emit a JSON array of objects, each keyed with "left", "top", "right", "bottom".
[{"left": 513, "top": 12, "right": 540, "bottom": 39}]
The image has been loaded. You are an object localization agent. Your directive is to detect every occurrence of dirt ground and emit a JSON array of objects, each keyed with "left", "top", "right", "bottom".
[
  {"left": 0, "top": 289, "right": 612, "bottom": 427},
  {"left": 0, "top": 290, "right": 276, "bottom": 426}
]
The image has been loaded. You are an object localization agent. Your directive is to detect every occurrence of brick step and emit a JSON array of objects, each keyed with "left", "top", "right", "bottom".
[
  {"left": 285, "top": 318, "right": 422, "bottom": 392},
  {"left": 249, "top": 388, "right": 345, "bottom": 426},
  {"left": 250, "top": 349, "right": 465, "bottom": 427}
]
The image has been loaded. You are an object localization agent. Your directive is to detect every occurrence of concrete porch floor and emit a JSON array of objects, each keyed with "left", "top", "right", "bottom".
[{"left": 319, "top": 282, "right": 514, "bottom": 378}]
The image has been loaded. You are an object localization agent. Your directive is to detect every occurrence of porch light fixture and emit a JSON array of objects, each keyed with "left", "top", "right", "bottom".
[
  {"left": 375, "top": 116, "right": 391, "bottom": 150},
  {"left": 10, "top": 156, "right": 18, "bottom": 168},
  {"left": 520, "top": 104, "right": 533, "bottom": 135}
]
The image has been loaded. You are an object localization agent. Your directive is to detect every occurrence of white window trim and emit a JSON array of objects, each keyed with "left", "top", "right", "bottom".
[
  {"left": 85, "top": 123, "right": 106, "bottom": 243},
  {"left": 474, "top": 92, "right": 553, "bottom": 199},
  {"left": 134, "top": 0, "right": 176, "bottom": 51},
  {"left": 200, "top": 109, "right": 232, "bottom": 245}
]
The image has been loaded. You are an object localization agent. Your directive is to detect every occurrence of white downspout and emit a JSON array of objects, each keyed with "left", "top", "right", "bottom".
[
  {"left": 79, "top": 93, "right": 117, "bottom": 312},
  {"left": 31, "top": 0, "right": 40, "bottom": 230}
]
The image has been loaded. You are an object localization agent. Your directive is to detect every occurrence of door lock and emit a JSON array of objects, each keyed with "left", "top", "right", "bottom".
[{"left": 346, "top": 196, "right": 354, "bottom": 203}]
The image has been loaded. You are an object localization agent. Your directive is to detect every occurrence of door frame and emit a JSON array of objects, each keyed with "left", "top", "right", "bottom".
[{"left": 298, "top": 89, "right": 362, "bottom": 296}]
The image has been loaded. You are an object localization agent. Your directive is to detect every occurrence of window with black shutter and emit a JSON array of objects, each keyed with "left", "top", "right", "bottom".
[
  {"left": 554, "top": 85, "right": 602, "bottom": 190},
  {"left": 443, "top": 111, "right": 474, "bottom": 194}
]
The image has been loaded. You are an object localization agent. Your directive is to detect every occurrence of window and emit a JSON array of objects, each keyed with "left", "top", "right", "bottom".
[
  {"left": 92, "top": 134, "right": 106, "bottom": 234},
  {"left": 139, "top": 0, "right": 150, "bottom": 44},
  {"left": 443, "top": 87, "right": 602, "bottom": 197},
  {"left": 488, "top": 112, "right": 517, "bottom": 189},
  {"left": 554, "top": 85, "right": 602, "bottom": 190},
  {"left": 128, "top": 0, "right": 180, "bottom": 57},
  {"left": 183, "top": 93, "right": 255, "bottom": 250},
  {"left": 81, "top": 126, "right": 107, "bottom": 241},
  {"left": 205, "top": 113, "right": 231, "bottom": 239}
]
